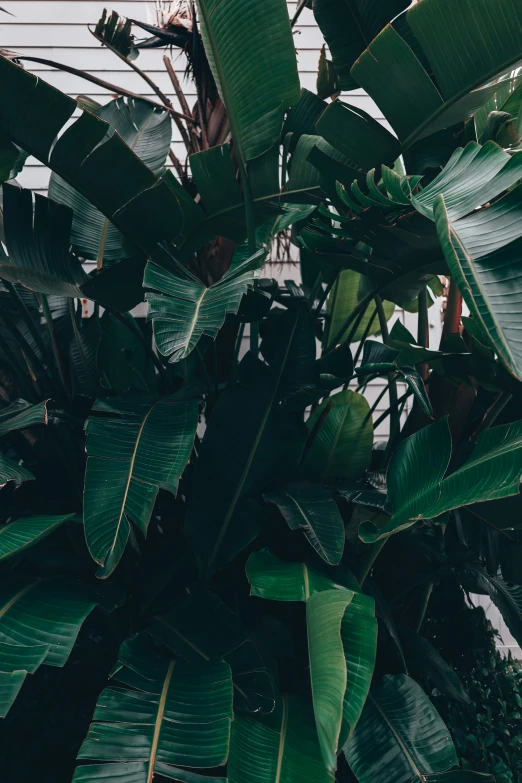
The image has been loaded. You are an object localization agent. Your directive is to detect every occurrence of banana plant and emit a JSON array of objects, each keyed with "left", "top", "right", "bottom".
[{"left": 0, "top": 1, "right": 522, "bottom": 782}]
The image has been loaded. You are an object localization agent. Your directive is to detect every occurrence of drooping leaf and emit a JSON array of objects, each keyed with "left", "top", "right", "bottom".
[
  {"left": 325, "top": 270, "right": 394, "bottom": 347},
  {"left": 307, "top": 589, "right": 377, "bottom": 771},
  {"left": 265, "top": 481, "right": 345, "bottom": 565},
  {"left": 75, "top": 633, "right": 233, "bottom": 782},
  {"left": 0, "top": 57, "right": 183, "bottom": 256},
  {"left": 322, "top": 0, "right": 522, "bottom": 163},
  {"left": 185, "top": 326, "right": 308, "bottom": 572},
  {"left": 312, "top": 0, "right": 410, "bottom": 91},
  {"left": 0, "top": 576, "right": 104, "bottom": 715},
  {"left": 0, "top": 641, "right": 50, "bottom": 718},
  {"left": 361, "top": 417, "right": 522, "bottom": 542},
  {"left": 0, "top": 184, "right": 88, "bottom": 296},
  {"left": 49, "top": 97, "right": 172, "bottom": 265},
  {"left": 0, "top": 514, "right": 75, "bottom": 562},
  {"left": 145, "top": 248, "right": 265, "bottom": 363},
  {"left": 228, "top": 695, "right": 331, "bottom": 783},
  {"left": 84, "top": 396, "right": 198, "bottom": 576},
  {"left": 245, "top": 548, "right": 357, "bottom": 602},
  {"left": 300, "top": 390, "right": 373, "bottom": 482},
  {"left": 344, "top": 674, "right": 458, "bottom": 783},
  {"left": 0, "top": 398, "right": 48, "bottom": 435},
  {"left": 196, "top": 0, "right": 300, "bottom": 165},
  {"left": 399, "top": 626, "right": 469, "bottom": 703},
  {"left": 149, "top": 590, "right": 275, "bottom": 716}
]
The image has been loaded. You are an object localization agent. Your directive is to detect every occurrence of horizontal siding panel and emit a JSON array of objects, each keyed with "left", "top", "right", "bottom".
[
  {"left": 14, "top": 45, "right": 323, "bottom": 72},
  {"left": 1, "top": 21, "right": 325, "bottom": 47}
]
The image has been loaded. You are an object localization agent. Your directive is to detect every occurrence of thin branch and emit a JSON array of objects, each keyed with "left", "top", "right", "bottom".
[
  {"left": 163, "top": 55, "right": 195, "bottom": 152},
  {"left": 17, "top": 55, "right": 195, "bottom": 123}
]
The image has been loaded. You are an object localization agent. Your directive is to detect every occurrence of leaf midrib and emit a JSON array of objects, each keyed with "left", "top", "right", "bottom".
[
  {"left": 369, "top": 693, "right": 424, "bottom": 781},
  {"left": 105, "top": 404, "right": 155, "bottom": 566},
  {"left": 208, "top": 316, "right": 300, "bottom": 569},
  {"left": 146, "top": 658, "right": 175, "bottom": 783}
]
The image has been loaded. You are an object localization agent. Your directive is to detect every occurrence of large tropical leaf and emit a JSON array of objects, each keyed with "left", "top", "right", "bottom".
[
  {"left": 49, "top": 97, "right": 172, "bottom": 266},
  {"left": 361, "top": 417, "right": 522, "bottom": 542},
  {"left": 307, "top": 589, "right": 377, "bottom": 772},
  {"left": 145, "top": 248, "right": 265, "bottom": 363},
  {"left": 185, "top": 313, "right": 309, "bottom": 572},
  {"left": 84, "top": 396, "right": 198, "bottom": 577},
  {"left": 312, "top": 0, "right": 410, "bottom": 91},
  {"left": 264, "top": 481, "right": 345, "bottom": 565},
  {"left": 299, "top": 390, "right": 373, "bottom": 482},
  {"left": 0, "top": 576, "right": 104, "bottom": 716},
  {"left": 344, "top": 674, "right": 458, "bottom": 783},
  {"left": 0, "top": 514, "right": 75, "bottom": 562},
  {"left": 149, "top": 590, "right": 275, "bottom": 716},
  {"left": 246, "top": 548, "right": 359, "bottom": 602},
  {"left": 75, "top": 633, "right": 233, "bottom": 782},
  {"left": 317, "top": 0, "right": 522, "bottom": 164},
  {"left": 228, "top": 695, "right": 331, "bottom": 783},
  {"left": 325, "top": 269, "right": 394, "bottom": 347},
  {"left": 0, "top": 184, "right": 88, "bottom": 296},
  {"left": 245, "top": 551, "right": 376, "bottom": 772},
  {"left": 196, "top": 0, "right": 300, "bottom": 166},
  {"left": 0, "top": 57, "right": 183, "bottom": 256}
]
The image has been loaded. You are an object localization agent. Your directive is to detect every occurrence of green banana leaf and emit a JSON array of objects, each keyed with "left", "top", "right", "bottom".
[
  {"left": 185, "top": 314, "right": 309, "bottom": 572},
  {"left": 0, "top": 514, "right": 75, "bottom": 562},
  {"left": 0, "top": 184, "right": 88, "bottom": 296},
  {"left": 361, "top": 417, "right": 522, "bottom": 542},
  {"left": 246, "top": 548, "right": 358, "bottom": 601},
  {"left": 325, "top": 269, "right": 394, "bottom": 347},
  {"left": 264, "top": 481, "right": 345, "bottom": 565},
  {"left": 75, "top": 633, "right": 233, "bottom": 782},
  {"left": 196, "top": 0, "right": 300, "bottom": 165},
  {"left": 84, "top": 396, "right": 198, "bottom": 577},
  {"left": 145, "top": 248, "right": 265, "bottom": 363},
  {"left": 0, "top": 576, "right": 104, "bottom": 716},
  {"left": 307, "top": 589, "right": 377, "bottom": 772},
  {"left": 317, "top": 0, "right": 522, "bottom": 165},
  {"left": 0, "top": 57, "right": 183, "bottom": 256},
  {"left": 0, "top": 641, "right": 50, "bottom": 717},
  {"left": 0, "top": 398, "right": 48, "bottom": 487},
  {"left": 149, "top": 589, "right": 275, "bottom": 715},
  {"left": 312, "top": 0, "right": 410, "bottom": 91},
  {"left": 0, "top": 398, "right": 48, "bottom": 435},
  {"left": 299, "top": 389, "right": 373, "bottom": 482},
  {"left": 228, "top": 695, "right": 331, "bottom": 783},
  {"left": 49, "top": 97, "right": 172, "bottom": 266},
  {"left": 344, "top": 674, "right": 458, "bottom": 783}
]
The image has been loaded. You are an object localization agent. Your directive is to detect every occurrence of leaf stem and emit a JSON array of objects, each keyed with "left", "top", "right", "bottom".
[
  {"left": 374, "top": 295, "right": 399, "bottom": 440},
  {"left": 358, "top": 535, "right": 390, "bottom": 586},
  {"left": 325, "top": 287, "right": 377, "bottom": 353},
  {"left": 39, "top": 294, "right": 70, "bottom": 398}
]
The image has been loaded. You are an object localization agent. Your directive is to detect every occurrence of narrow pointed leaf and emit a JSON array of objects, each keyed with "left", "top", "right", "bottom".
[
  {"left": 265, "top": 482, "right": 345, "bottom": 565},
  {"left": 186, "top": 318, "right": 308, "bottom": 571},
  {"left": 0, "top": 514, "right": 75, "bottom": 562},
  {"left": 0, "top": 641, "right": 50, "bottom": 717},
  {"left": 84, "top": 397, "right": 198, "bottom": 576},
  {"left": 0, "top": 184, "right": 88, "bottom": 296}
]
